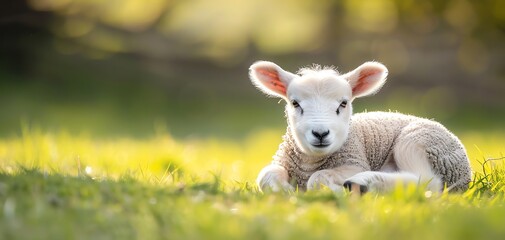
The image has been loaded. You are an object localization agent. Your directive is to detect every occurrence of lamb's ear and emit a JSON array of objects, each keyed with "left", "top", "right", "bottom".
[
  {"left": 249, "top": 61, "right": 297, "bottom": 99},
  {"left": 342, "top": 62, "right": 388, "bottom": 99}
]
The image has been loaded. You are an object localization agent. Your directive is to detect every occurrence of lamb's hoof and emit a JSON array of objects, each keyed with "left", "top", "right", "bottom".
[{"left": 343, "top": 181, "right": 368, "bottom": 195}]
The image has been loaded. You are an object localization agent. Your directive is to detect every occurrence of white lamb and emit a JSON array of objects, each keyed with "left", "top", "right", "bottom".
[{"left": 249, "top": 60, "right": 472, "bottom": 194}]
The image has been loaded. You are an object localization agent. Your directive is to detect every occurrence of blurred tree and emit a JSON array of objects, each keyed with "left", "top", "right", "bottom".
[
  {"left": 17, "top": 0, "right": 505, "bottom": 65},
  {"left": 0, "top": 1, "right": 51, "bottom": 74}
]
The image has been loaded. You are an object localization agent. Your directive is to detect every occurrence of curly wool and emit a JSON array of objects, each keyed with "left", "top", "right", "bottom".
[{"left": 272, "top": 111, "right": 472, "bottom": 191}]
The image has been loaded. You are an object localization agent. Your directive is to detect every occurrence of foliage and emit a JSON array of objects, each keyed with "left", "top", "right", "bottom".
[{"left": 25, "top": 0, "right": 505, "bottom": 62}]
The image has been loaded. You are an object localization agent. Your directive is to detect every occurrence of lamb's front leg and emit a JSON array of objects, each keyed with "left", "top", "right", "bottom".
[
  {"left": 343, "top": 171, "right": 423, "bottom": 194},
  {"left": 257, "top": 164, "right": 295, "bottom": 193},
  {"left": 307, "top": 165, "right": 365, "bottom": 193}
]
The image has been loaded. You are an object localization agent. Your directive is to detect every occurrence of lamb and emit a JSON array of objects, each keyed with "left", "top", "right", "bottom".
[{"left": 248, "top": 60, "right": 472, "bottom": 194}]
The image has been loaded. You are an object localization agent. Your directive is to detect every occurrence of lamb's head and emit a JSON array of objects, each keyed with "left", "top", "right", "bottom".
[{"left": 249, "top": 61, "right": 388, "bottom": 157}]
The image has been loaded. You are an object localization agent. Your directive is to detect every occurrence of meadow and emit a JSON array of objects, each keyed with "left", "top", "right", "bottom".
[
  {"left": 0, "top": 125, "right": 504, "bottom": 240},
  {"left": 1, "top": 50, "right": 500, "bottom": 240},
  {"left": 2, "top": 0, "right": 505, "bottom": 239}
]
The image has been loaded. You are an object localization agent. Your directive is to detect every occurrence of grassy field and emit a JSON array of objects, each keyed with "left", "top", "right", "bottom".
[
  {"left": 3, "top": 1, "right": 505, "bottom": 238},
  {"left": 0, "top": 127, "right": 504, "bottom": 239}
]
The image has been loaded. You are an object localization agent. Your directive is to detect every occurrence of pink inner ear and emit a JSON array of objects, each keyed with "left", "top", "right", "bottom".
[
  {"left": 352, "top": 68, "right": 379, "bottom": 95},
  {"left": 258, "top": 69, "right": 287, "bottom": 95}
]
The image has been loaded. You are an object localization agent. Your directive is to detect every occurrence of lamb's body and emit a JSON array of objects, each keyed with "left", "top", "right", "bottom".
[
  {"left": 249, "top": 60, "right": 472, "bottom": 194},
  {"left": 273, "top": 111, "right": 472, "bottom": 191}
]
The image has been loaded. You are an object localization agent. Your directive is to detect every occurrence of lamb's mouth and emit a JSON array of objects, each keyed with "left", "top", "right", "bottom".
[{"left": 311, "top": 143, "right": 330, "bottom": 148}]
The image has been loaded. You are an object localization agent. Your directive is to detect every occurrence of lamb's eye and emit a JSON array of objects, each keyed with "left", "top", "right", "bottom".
[
  {"left": 336, "top": 100, "right": 347, "bottom": 115},
  {"left": 292, "top": 100, "right": 300, "bottom": 108},
  {"left": 291, "top": 100, "right": 304, "bottom": 115}
]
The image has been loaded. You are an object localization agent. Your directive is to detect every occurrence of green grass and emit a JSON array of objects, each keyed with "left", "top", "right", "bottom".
[{"left": 0, "top": 128, "right": 504, "bottom": 240}]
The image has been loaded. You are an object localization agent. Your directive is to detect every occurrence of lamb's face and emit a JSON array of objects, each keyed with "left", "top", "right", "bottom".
[
  {"left": 286, "top": 72, "right": 353, "bottom": 156},
  {"left": 249, "top": 60, "right": 388, "bottom": 158}
]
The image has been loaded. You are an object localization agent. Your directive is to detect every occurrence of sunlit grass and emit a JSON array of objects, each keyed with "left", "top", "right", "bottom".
[
  {"left": 1, "top": 127, "right": 502, "bottom": 183},
  {"left": 0, "top": 128, "right": 504, "bottom": 239},
  {"left": 460, "top": 131, "right": 505, "bottom": 171},
  {"left": 0, "top": 127, "right": 286, "bottom": 184}
]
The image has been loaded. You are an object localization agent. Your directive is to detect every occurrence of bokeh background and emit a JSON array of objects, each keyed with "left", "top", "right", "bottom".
[
  {"left": 2, "top": 3, "right": 505, "bottom": 238},
  {"left": 1, "top": 0, "right": 505, "bottom": 139}
]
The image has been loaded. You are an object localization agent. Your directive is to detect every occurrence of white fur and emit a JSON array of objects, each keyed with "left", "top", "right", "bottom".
[
  {"left": 249, "top": 60, "right": 471, "bottom": 194},
  {"left": 256, "top": 164, "right": 295, "bottom": 192}
]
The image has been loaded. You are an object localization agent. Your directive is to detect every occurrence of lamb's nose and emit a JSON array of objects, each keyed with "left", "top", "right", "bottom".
[{"left": 312, "top": 130, "right": 330, "bottom": 141}]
